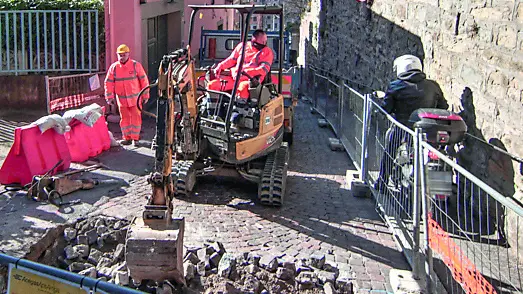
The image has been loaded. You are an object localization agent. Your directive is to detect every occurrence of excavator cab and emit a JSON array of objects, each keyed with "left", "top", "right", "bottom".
[{"left": 126, "top": 4, "right": 290, "bottom": 285}]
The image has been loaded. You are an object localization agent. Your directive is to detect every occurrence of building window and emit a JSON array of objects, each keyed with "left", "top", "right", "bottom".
[
  {"left": 251, "top": 25, "right": 257, "bottom": 30},
  {"left": 253, "top": 16, "right": 257, "bottom": 22}
]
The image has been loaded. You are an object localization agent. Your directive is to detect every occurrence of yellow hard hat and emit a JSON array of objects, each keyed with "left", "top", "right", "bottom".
[{"left": 116, "top": 44, "right": 130, "bottom": 54}]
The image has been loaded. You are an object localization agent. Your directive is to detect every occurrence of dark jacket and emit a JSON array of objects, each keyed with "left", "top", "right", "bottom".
[{"left": 381, "top": 70, "right": 448, "bottom": 126}]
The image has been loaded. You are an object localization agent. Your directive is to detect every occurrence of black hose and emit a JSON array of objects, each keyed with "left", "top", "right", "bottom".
[{"left": 137, "top": 82, "right": 158, "bottom": 118}]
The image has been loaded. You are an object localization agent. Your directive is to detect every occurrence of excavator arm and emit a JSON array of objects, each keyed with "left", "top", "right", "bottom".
[{"left": 125, "top": 48, "right": 199, "bottom": 285}]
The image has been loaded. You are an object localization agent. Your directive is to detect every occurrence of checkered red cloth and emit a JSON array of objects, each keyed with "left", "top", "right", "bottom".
[{"left": 49, "top": 93, "right": 105, "bottom": 113}]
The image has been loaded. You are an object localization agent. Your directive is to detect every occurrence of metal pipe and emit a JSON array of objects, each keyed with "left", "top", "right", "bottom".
[
  {"left": 188, "top": 8, "right": 198, "bottom": 49},
  {"left": 418, "top": 132, "right": 434, "bottom": 293},
  {"left": 359, "top": 94, "right": 369, "bottom": 180},
  {"left": 66, "top": 12, "right": 70, "bottom": 69},
  {"left": 278, "top": 5, "right": 283, "bottom": 94},
  {"left": 225, "top": 8, "right": 253, "bottom": 133},
  {"left": 0, "top": 253, "right": 143, "bottom": 293},
  {"left": 412, "top": 127, "right": 422, "bottom": 280}
]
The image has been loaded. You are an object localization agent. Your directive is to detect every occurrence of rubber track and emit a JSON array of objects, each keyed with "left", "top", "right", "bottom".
[
  {"left": 173, "top": 160, "right": 195, "bottom": 196},
  {"left": 259, "top": 143, "right": 289, "bottom": 206}
]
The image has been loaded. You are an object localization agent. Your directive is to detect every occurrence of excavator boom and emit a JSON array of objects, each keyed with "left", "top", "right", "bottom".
[{"left": 125, "top": 49, "right": 195, "bottom": 285}]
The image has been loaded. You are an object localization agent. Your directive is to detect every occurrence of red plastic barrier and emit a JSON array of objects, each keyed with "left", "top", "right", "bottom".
[
  {"left": 0, "top": 125, "right": 71, "bottom": 186},
  {"left": 65, "top": 116, "right": 111, "bottom": 163}
]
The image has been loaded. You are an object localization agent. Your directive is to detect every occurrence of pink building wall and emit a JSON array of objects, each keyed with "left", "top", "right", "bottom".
[
  {"left": 104, "top": 0, "right": 183, "bottom": 71},
  {"left": 105, "top": 0, "right": 143, "bottom": 68},
  {"left": 183, "top": 0, "right": 235, "bottom": 54}
]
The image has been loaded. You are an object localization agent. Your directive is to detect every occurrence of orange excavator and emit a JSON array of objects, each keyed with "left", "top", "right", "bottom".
[{"left": 125, "top": 4, "right": 291, "bottom": 284}]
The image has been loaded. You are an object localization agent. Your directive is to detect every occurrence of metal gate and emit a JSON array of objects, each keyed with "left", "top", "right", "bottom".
[{"left": 0, "top": 10, "right": 100, "bottom": 75}]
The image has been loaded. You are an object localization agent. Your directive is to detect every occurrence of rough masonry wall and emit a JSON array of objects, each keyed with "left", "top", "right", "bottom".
[
  {"left": 299, "top": 0, "right": 523, "bottom": 249},
  {"left": 300, "top": 0, "right": 523, "bottom": 198}
]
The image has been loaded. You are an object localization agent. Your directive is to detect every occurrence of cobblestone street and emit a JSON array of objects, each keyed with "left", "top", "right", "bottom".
[
  {"left": 166, "top": 101, "right": 411, "bottom": 293},
  {"left": 0, "top": 100, "right": 409, "bottom": 293}
]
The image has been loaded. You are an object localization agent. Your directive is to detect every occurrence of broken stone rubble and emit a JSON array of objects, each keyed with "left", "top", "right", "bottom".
[{"left": 53, "top": 216, "right": 355, "bottom": 293}]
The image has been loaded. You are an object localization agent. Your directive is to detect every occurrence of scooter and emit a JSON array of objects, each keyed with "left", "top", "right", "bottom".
[{"left": 392, "top": 108, "right": 467, "bottom": 215}]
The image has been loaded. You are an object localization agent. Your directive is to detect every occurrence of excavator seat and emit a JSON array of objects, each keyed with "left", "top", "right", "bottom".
[{"left": 248, "top": 73, "right": 274, "bottom": 108}]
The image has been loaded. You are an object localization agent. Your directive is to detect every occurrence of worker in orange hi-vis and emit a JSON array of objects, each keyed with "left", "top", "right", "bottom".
[{"left": 104, "top": 44, "right": 150, "bottom": 146}]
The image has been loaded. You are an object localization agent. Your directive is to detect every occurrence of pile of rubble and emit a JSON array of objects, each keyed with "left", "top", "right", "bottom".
[
  {"left": 56, "top": 216, "right": 131, "bottom": 285},
  {"left": 183, "top": 243, "right": 354, "bottom": 294},
  {"left": 55, "top": 216, "right": 354, "bottom": 293}
]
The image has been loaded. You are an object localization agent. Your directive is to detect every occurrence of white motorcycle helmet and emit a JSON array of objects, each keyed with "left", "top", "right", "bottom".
[{"left": 393, "top": 55, "right": 423, "bottom": 78}]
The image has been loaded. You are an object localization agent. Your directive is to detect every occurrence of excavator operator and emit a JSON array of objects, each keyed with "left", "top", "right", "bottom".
[{"left": 207, "top": 29, "right": 274, "bottom": 126}]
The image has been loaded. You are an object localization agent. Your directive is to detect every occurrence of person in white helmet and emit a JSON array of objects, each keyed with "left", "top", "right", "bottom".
[{"left": 375, "top": 54, "right": 448, "bottom": 191}]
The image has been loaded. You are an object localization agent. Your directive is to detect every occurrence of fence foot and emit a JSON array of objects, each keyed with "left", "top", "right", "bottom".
[
  {"left": 328, "top": 138, "right": 344, "bottom": 151},
  {"left": 345, "top": 170, "right": 370, "bottom": 198},
  {"left": 317, "top": 118, "right": 328, "bottom": 128},
  {"left": 389, "top": 269, "right": 428, "bottom": 294}
]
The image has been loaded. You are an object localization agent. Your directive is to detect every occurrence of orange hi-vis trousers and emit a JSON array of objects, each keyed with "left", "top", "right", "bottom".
[
  {"left": 207, "top": 75, "right": 250, "bottom": 99},
  {"left": 119, "top": 106, "right": 142, "bottom": 140}
]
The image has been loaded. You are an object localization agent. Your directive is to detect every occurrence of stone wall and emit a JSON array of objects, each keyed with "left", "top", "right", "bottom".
[
  {"left": 299, "top": 0, "right": 523, "bottom": 260},
  {"left": 0, "top": 75, "right": 47, "bottom": 110}
]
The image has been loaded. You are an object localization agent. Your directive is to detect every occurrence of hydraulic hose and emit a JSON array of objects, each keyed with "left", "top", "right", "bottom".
[{"left": 137, "top": 82, "right": 158, "bottom": 118}]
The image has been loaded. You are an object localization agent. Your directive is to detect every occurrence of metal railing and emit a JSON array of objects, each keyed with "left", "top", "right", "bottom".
[
  {"left": 0, "top": 10, "right": 100, "bottom": 74},
  {"left": 300, "top": 65, "right": 523, "bottom": 294},
  {"left": 0, "top": 253, "right": 142, "bottom": 293}
]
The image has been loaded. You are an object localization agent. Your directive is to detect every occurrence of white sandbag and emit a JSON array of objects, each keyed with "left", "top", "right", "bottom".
[
  {"left": 108, "top": 130, "right": 119, "bottom": 147},
  {"left": 31, "top": 114, "right": 70, "bottom": 134},
  {"left": 62, "top": 103, "right": 103, "bottom": 127}
]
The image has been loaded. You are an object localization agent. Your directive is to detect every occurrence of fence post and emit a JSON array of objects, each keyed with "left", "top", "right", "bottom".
[
  {"left": 412, "top": 127, "right": 422, "bottom": 280},
  {"left": 312, "top": 72, "right": 317, "bottom": 109},
  {"left": 45, "top": 75, "right": 51, "bottom": 115},
  {"left": 418, "top": 132, "right": 435, "bottom": 293},
  {"left": 338, "top": 80, "right": 344, "bottom": 132},
  {"left": 360, "top": 94, "right": 370, "bottom": 181}
]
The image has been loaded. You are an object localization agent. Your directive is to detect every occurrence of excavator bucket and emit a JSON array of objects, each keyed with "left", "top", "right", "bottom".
[{"left": 125, "top": 208, "right": 185, "bottom": 284}]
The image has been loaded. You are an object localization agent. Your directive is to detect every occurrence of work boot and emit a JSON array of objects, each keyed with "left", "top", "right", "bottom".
[
  {"left": 119, "top": 139, "right": 132, "bottom": 146},
  {"left": 133, "top": 140, "right": 140, "bottom": 147}
]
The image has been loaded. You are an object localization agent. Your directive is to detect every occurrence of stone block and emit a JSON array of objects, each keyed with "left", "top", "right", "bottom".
[
  {"left": 276, "top": 267, "right": 295, "bottom": 281},
  {"left": 63, "top": 228, "right": 77, "bottom": 242},
  {"left": 217, "top": 253, "right": 236, "bottom": 278},
  {"left": 79, "top": 267, "right": 97, "bottom": 278},
  {"left": 113, "top": 243, "right": 125, "bottom": 262},
  {"left": 209, "top": 252, "right": 221, "bottom": 268},
  {"left": 68, "top": 262, "right": 88, "bottom": 273},
  {"left": 309, "top": 253, "right": 326, "bottom": 269},
  {"left": 318, "top": 118, "right": 328, "bottom": 128},
  {"left": 64, "top": 245, "right": 79, "bottom": 260},
  {"left": 88, "top": 248, "right": 103, "bottom": 265},
  {"left": 185, "top": 252, "right": 200, "bottom": 265},
  {"left": 317, "top": 270, "right": 338, "bottom": 284},
  {"left": 115, "top": 270, "right": 129, "bottom": 286},
  {"left": 76, "top": 235, "right": 89, "bottom": 246},
  {"left": 328, "top": 138, "right": 344, "bottom": 151},
  {"left": 184, "top": 261, "right": 195, "bottom": 280},
  {"left": 85, "top": 229, "right": 98, "bottom": 245}
]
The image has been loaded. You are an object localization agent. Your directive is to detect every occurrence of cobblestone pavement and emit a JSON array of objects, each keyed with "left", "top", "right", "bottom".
[
  {"left": 167, "top": 101, "right": 410, "bottom": 293},
  {"left": 0, "top": 101, "right": 409, "bottom": 293}
]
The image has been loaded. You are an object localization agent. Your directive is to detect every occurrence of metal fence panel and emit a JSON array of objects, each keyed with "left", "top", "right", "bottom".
[
  {"left": 420, "top": 142, "right": 523, "bottom": 294},
  {"left": 0, "top": 10, "right": 100, "bottom": 75},
  {"left": 339, "top": 85, "right": 365, "bottom": 171},
  {"left": 325, "top": 78, "right": 340, "bottom": 134},
  {"left": 314, "top": 73, "right": 329, "bottom": 117},
  {"left": 302, "top": 64, "right": 523, "bottom": 294}
]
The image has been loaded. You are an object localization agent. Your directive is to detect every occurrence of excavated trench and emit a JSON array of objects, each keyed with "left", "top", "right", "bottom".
[{"left": 2, "top": 215, "right": 355, "bottom": 294}]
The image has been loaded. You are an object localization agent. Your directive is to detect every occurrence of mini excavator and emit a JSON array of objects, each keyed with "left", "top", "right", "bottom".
[{"left": 125, "top": 5, "right": 291, "bottom": 284}]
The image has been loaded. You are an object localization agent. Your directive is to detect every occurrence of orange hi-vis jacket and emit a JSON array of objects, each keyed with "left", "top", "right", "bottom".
[
  {"left": 104, "top": 60, "right": 150, "bottom": 107},
  {"left": 215, "top": 41, "right": 274, "bottom": 82}
]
